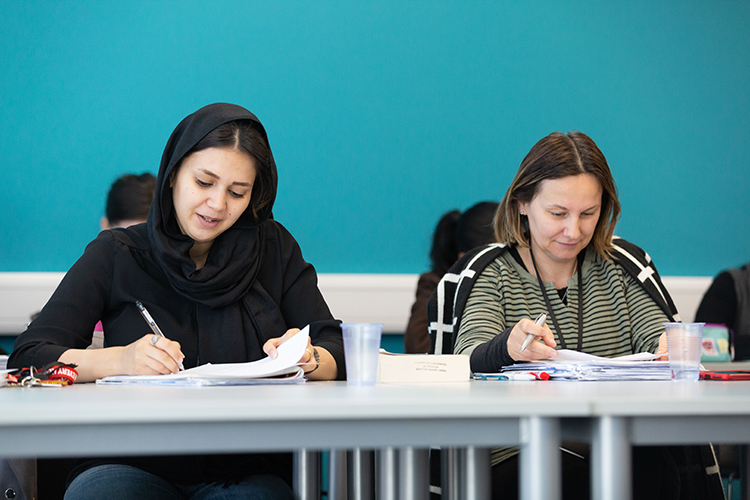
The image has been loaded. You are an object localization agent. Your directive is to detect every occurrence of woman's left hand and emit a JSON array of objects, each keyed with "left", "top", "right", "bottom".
[
  {"left": 263, "top": 328, "right": 302, "bottom": 360},
  {"left": 655, "top": 332, "right": 669, "bottom": 361},
  {"left": 262, "top": 328, "right": 335, "bottom": 380}
]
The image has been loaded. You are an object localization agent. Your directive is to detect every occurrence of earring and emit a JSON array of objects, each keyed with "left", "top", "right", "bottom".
[{"left": 519, "top": 211, "right": 525, "bottom": 215}]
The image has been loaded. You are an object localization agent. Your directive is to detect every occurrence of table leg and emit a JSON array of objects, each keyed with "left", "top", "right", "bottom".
[
  {"left": 441, "top": 447, "right": 460, "bottom": 500},
  {"left": 460, "top": 446, "right": 491, "bottom": 500},
  {"left": 399, "top": 447, "right": 430, "bottom": 500},
  {"left": 591, "top": 416, "right": 631, "bottom": 500},
  {"left": 328, "top": 449, "right": 347, "bottom": 500},
  {"left": 293, "top": 449, "right": 320, "bottom": 500},
  {"left": 377, "top": 447, "right": 399, "bottom": 500},
  {"left": 741, "top": 444, "right": 750, "bottom": 500},
  {"left": 520, "top": 416, "right": 561, "bottom": 500},
  {"left": 348, "top": 448, "right": 375, "bottom": 500}
]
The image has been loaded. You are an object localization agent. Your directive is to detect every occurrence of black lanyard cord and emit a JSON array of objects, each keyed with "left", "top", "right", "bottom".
[{"left": 528, "top": 246, "right": 585, "bottom": 351}]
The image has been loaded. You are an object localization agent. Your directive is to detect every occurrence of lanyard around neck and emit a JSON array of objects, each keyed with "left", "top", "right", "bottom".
[{"left": 528, "top": 247, "right": 585, "bottom": 351}]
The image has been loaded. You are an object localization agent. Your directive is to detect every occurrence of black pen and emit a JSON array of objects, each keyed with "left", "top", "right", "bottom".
[{"left": 135, "top": 301, "right": 184, "bottom": 371}]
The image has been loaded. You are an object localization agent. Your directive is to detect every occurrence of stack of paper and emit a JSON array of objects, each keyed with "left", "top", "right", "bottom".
[
  {"left": 97, "top": 326, "right": 310, "bottom": 386},
  {"left": 502, "top": 349, "right": 671, "bottom": 381}
]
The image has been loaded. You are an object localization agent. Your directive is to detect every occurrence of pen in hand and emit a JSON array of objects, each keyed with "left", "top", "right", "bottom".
[
  {"left": 135, "top": 301, "right": 185, "bottom": 371},
  {"left": 519, "top": 312, "right": 547, "bottom": 353}
]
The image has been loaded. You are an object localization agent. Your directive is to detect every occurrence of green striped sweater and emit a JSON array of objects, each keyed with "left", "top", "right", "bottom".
[{"left": 454, "top": 246, "right": 669, "bottom": 465}]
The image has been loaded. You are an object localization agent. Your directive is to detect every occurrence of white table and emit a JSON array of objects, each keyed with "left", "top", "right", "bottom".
[
  {"left": 0, "top": 381, "right": 589, "bottom": 500},
  {"left": 570, "top": 380, "right": 750, "bottom": 500},
  {"left": 2, "top": 380, "right": 748, "bottom": 500}
]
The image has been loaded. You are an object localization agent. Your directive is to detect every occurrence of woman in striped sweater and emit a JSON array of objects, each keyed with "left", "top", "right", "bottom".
[
  {"left": 455, "top": 131, "right": 670, "bottom": 370},
  {"left": 449, "top": 131, "right": 722, "bottom": 500}
]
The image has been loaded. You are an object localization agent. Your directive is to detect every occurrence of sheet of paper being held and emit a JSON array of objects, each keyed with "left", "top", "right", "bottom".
[{"left": 183, "top": 325, "right": 310, "bottom": 379}]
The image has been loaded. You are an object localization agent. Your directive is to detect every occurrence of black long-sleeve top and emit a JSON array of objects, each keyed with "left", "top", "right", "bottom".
[
  {"left": 9, "top": 221, "right": 345, "bottom": 486},
  {"left": 10, "top": 222, "right": 345, "bottom": 373}
]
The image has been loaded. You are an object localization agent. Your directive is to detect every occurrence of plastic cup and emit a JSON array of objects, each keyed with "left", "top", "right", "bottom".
[
  {"left": 341, "top": 323, "right": 383, "bottom": 386},
  {"left": 664, "top": 323, "right": 704, "bottom": 381}
]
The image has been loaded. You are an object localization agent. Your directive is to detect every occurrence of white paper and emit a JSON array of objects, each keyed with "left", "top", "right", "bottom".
[
  {"left": 97, "top": 325, "right": 310, "bottom": 386},
  {"left": 503, "top": 348, "right": 670, "bottom": 381},
  {"left": 550, "top": 349, "right": 660, "bottom": 363}
]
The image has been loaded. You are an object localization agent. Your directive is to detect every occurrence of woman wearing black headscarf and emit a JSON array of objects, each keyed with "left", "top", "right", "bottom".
[{"left": 10, "top": 103, "right": 345, "bottom": 499}]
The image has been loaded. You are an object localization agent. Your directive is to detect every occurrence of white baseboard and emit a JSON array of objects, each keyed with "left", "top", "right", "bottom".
[
  {"left": 317, "top": 274, "right": 418, "bottom": 333},
  {"left": 0, "top": 272, "right": 420, "bottom": 335},
  {"left": 0, "top": 273, "right": 711, "bottom": 335},
  {"left": 0, "top": 273, "right": 66, "bottom": 335}
]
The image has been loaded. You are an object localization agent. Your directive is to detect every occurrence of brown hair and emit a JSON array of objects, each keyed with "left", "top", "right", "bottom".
[{"left": 494, "top": 131, "right": 621, "bottom": 259}]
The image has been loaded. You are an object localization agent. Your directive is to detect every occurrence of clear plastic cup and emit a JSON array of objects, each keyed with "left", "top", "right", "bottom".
[
  {"left": 664, "top": 323, "right": 704, "bottom": 381},
  {"left": 341, "top": 323, "right": 383, "bottom": 386}
]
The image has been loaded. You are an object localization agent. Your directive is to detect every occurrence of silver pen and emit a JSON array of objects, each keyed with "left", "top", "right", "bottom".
[
  {"left": 519, "top": 312, "right": 547, "bottom": 353},
  {"left": 135, "top": 301, "right": 185, "bottom": 371}
]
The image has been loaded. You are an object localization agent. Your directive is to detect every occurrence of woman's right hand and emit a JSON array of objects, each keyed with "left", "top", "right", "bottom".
[
  {"left": 59, "top": 334, "right": 185, "bottom": 383},
  {"left": 119, "top": 334, "right": 185, "bottom": 375},
  {"left": 507, "top": 318, "right": 558, "bottom": 361}
]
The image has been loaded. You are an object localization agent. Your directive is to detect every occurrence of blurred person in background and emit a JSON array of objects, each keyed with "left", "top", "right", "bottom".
[{"left": 404, "top": 201, "right": 498, "bottom": 353}]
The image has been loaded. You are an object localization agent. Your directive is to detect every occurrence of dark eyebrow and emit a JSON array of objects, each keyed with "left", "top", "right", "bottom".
[{"left": 198, "top": 168, "right": 252, "bottom": 187}]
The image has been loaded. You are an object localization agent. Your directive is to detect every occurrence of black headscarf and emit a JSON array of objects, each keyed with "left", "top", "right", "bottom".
[{"left": 147, "top": 103, "right": 277, "bottom": 309}]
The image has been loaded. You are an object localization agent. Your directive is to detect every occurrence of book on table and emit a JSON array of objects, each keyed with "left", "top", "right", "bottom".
[{"left": 377, "top": 350, "right": 471, "bottom": 383}]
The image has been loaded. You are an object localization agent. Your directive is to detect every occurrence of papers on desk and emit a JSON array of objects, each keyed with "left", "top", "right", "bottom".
[
  {"left": 502, "top": 349, "right": 671, "bottom": 381},
  {"left": 97, "top": 326, "right": 310, "bottom": 386}
]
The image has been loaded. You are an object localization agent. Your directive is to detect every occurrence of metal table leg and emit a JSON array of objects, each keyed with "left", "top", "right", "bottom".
[
  {"left": 399, "top": 447, "right": 430, "bottom": 500},
  {"left": 441, "top": 447, "right": 460, "bottom": 500},
  {"left": 520, "top": 416, "right": 561, "bottom": 500},
  {"left": 461, "top": 446, "right": 491, "bottom": 500},
  {"left": 377, "top": 447, "right": 399, "bottom": 500},
  {"left": 348, "top": 448, "right": 375, "bottom": 500},
  {"left": 293, "top": 449, "right": 320, "bottom": 500},
  {"left": 741, "top": 444, "right": 750, "bottom": 500},
  {"left": 328, "top": 449, "right": 347, "bottom": 500},
  {"left": 591, "top": 416, "right": 631, "bottom": 500}
]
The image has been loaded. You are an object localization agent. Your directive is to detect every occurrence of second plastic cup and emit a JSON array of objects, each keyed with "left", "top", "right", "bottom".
[
  {"left": 664, "top": 322, "right": 704, "bottom": 381},
  {"left": 341, "top": 323, "right": 383, "bottom": 386}
]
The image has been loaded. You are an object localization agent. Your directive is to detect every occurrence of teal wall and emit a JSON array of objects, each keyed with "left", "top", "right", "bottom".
[{"left": 2, "top": 1, "right": 749, "bottom": 276}]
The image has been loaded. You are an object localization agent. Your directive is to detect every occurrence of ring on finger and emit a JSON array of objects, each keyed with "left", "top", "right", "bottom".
[{"left": 151, "top": 334, "right": 160, "bottom": 346}]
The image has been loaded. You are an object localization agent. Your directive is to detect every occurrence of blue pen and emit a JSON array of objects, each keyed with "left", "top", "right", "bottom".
[
  {"left": 473, "top": 373, "right": 537, "bottom": 381},
  {"left": 473, "top": 373, "right": 509, "bottom": 381}
]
